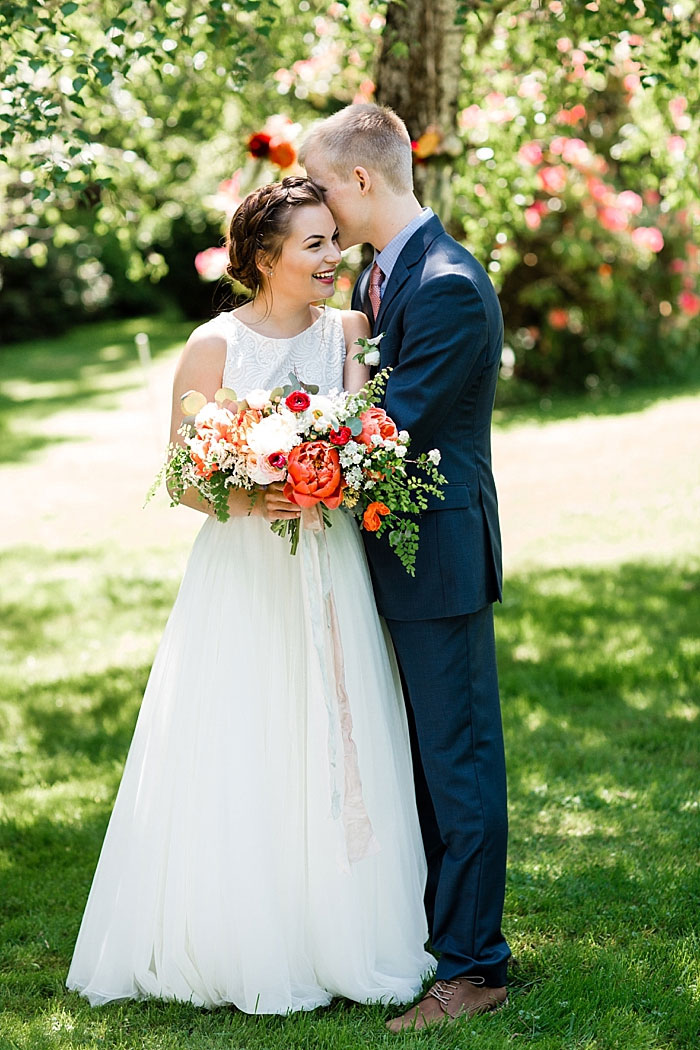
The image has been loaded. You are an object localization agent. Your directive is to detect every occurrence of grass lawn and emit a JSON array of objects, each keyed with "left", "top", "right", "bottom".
[{"left": 1, "top": 318, "right": 699, "bottom": 1049}]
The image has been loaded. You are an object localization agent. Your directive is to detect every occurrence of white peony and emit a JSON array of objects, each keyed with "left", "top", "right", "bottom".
[{"left": 246, "top": 413, "right": 299, "bottom": 458}]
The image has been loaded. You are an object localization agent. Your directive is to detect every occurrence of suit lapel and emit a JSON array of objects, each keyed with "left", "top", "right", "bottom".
[{"left": 374, "top": 215, "right": 445, "bottom": 332}]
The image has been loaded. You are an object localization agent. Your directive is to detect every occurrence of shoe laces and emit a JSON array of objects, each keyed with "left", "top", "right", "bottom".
[{"left": 427, "top": 975, "right": 485, "bottom": 1007}]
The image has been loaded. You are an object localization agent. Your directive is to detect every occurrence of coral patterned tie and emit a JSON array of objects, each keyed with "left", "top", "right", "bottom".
[{"left": 368, "top": 261, "right": 383, "bottom": 320}]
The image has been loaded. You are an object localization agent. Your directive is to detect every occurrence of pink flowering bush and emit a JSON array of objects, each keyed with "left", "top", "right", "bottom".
[{"left": 446, "top": 17, "right": 700, "bottom": 392}]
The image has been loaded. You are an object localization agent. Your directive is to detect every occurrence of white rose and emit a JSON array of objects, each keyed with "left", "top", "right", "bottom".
[
  {"left": 428, "top": 449, "right": 442, "bottom": 466},
  {"left": 244, "top": 388, "right": 272, "bottom": 411},
  {"left": 364, "top": 349, "right": 380, "bottom": 366}
]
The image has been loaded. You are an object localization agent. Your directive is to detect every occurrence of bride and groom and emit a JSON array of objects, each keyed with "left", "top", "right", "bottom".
[{"left": 67, "top": 103, "right": 509, "bottom": 1030}]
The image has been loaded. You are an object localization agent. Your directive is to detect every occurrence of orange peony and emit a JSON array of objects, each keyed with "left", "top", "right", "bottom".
[
  {"left": 268, "top": 138, "right": 297, "bottom": 169},
  {"left": 362, "top": 502, "right": 390, "bottom": 532},
  {"left": 356, "top": 406, "right": 398, "bottom": 449},
  {"left": 283, "top": 441, "right": 346, "bottom": 509}
]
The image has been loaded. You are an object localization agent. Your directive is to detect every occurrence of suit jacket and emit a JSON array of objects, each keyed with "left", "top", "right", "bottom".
[{"left": 351, "top": 214, "right": 503, "bottom": 621}]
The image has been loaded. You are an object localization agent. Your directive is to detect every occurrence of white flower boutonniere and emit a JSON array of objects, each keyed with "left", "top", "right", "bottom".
[{"left": 354, "top": 332, "right": 384, "bottom": 367}]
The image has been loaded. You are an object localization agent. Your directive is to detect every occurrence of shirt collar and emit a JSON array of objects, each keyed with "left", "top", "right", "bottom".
[{"left": 374, "top": 207, "right": 434, "bottom": 288}]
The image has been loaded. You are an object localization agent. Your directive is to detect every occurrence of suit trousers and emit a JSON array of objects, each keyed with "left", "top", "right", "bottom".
[{"left": 384, "top": 605, "right": 510, "bottom": 987}]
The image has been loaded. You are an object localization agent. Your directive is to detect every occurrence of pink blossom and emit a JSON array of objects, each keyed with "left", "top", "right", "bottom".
[
  {"left": 616, "top": 191, "right": 643, "bottom": 215},
  {"left": 624, "top": 73, "right": 641, "bottom": 94},
  {"left": 587, "top": 177, "right": 615, "bottom": 205},
  {"left": 459, "top": 105, "right": 483, "bottom": 129},
  {"left": 556, "top": 104, "right": 586, "bottom": 126},
  {"left": 561, "top": 138, "right": 590, "bottom": 166},
  {"left": 571, "top": 49, "right": 588, "bottom": 66},
  {"left": 598, "top": 206, "right": 629, "bottom": 233},
  {"left": 518, "top": 75, "right": 545, "bottom": 101},
  {"left": 668, "top": 135, "right": 686, "bottom": 156},
  {"left": 670, "top": 259, "right": 685, "bottom": 274},
  {"left": 669, "top": 96, "right": 687, "bottom": 128},
  {"left": 525, "top": 206, "right": 542, "bottom": 230},
  {"left": 537, "top": 165, "right": 567, "bottom": 194},
  {"left": 557, "top": 37, "right": 572, "bottom": 53},
  {"left": 486, "top": 92, "right": 506, "bottom": 109},
  {"left": 353, "top": 79, "right": 375, "bottom": 103},
  {"left": 194, "top": 247, "right": 229, "bottom": 282},
  {"left": 644, "top": 189, "right": 661, "bottom": 206},
  {"left": 631, "top": 227, "right": 664, "bottom": 253},
  {"left": 628, "top": 34, "right": 643, "bottom": 46},
  {"left": 678, "top": 291, "right": 700, "bottom": 317},
  {"left": 519, "top": 141, "right": 543, "bottom": 166}
]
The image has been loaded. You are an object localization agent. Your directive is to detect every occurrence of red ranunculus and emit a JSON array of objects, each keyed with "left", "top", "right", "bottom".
[
  {"left": 283, "top": 441, "right": 346, "bottom": 510},
  {"left": 329, "top": 426, "right": 352, "bottom": 446},
  {"left": 248, "top": 132, "right": 271, "bottom": 158},
  {"left": 285, "top": 390, "right": 311, "bottom": 413},
  {"left": 267, "top": 452, "right": 287, "bottom": 470}
]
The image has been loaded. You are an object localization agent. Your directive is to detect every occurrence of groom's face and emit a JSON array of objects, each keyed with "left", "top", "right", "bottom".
[{"left": 302, "top": 153, "right": 364, "bottom": 251}]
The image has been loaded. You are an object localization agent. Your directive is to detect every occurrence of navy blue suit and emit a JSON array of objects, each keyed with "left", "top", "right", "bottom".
[{"left": 351, "top": 215, "right": 510, "bottom": 986}]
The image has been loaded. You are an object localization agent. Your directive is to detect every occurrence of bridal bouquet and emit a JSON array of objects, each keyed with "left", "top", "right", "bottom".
[{"left": 150, "top": 356, "right": 445, "bottom": 574}]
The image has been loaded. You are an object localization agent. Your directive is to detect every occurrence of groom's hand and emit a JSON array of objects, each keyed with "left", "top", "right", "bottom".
[{"left": 259, "top": 482, "right": 301, "bottom": 522}]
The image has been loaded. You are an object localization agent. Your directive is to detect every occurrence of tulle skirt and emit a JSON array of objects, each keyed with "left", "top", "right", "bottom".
[{"left": 67, "top": 511, "right": 434, "bottom": 1012}]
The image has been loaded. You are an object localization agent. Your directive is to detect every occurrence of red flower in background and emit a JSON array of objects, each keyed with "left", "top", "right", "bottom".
[
  {"left": 248, "top": 132, "right": 272, "bottom": 158},
  {"left": 268, "top": 138, "right": 297, "bottom": 169}
]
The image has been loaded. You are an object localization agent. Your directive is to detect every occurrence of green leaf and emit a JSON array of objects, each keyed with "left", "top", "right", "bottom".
[
  {"left": 347, "top": 418, "right": 363, "bottom": 437},
  {"left": 61, "top": 2, "right": 79, "bottom": 14}
]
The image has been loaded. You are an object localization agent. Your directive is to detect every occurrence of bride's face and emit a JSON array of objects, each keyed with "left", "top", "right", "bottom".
[{"left": 267, "top": 204, "right": 341, "bottom": 302}]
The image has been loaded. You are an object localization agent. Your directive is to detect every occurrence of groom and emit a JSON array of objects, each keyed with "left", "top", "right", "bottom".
[{"left": 301, "top": 104, "right": 510, "bottom": 1030}]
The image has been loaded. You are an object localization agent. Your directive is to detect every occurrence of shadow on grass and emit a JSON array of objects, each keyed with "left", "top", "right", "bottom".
[
  {"left": 1, "top": 553, "right": 699, "bottom": 1047},
  {"left": 494, "top": 369, "right": 700, "bottom": 428},
  {"left": 0, "top": 314, "right": 193, "bottom": 465}
]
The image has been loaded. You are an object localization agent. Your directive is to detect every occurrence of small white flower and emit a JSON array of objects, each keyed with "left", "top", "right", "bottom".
[
  {"left": 366, "top": 333, "right": 384, "bottom": 346},
  {"left": 398, "top": 430, "right": 410, "bottom": 444},
  {"left": 370, "top": 433, "right": 383, "bottom": 446},
  {"left": 428, "top": 449, "right": 442, "bottom": 465},
  {"left": 394, "top": 445, "right": 407, "bottom": 458}
]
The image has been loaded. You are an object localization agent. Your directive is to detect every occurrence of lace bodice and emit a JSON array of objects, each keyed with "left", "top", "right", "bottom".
[{"left": 199, "top": 307, "right": 347, "bottom": 397}]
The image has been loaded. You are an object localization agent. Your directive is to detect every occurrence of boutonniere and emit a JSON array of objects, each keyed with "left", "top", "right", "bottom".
[{"left": 354, "top": 333, "right": 384, "bottom": 367}]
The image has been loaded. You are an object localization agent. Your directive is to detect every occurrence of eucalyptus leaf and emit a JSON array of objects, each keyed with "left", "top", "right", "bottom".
[
  {"left": 180, "top": 389, "right": 207, "bottom": 416},
  {"left": 300, "top": 381, "right": 319, "bottom": 394},
  {"left": 270, "top": 386, "right": 284, "bottom": 401},
  {"left": 348, "top": 417, "right": 363, "bottom": 436},
  {"left": 214, "top": 386, "right": 237, "bottom": 405}
]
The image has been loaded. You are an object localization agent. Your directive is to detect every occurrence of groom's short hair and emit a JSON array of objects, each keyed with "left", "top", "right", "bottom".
[{"left": 300, "top": 104, "right": 413, "bottom": 195}]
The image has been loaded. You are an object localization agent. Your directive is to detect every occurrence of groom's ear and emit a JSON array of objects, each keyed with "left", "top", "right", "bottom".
[{"left": 353, "top": 166, "right": 372, "bottom": 196}]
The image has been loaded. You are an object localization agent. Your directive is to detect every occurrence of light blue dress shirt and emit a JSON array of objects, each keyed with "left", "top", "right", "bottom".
[{"left": 374, "top": 208, "right": 434, "bottom": 300}]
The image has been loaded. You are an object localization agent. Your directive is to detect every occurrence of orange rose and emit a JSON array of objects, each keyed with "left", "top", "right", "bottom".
[
  {"left": 283, "top": 441, "right": 346, "bottom": 510},
  {"left": 362, "top": 502, "right": 391, "bottom": 532},
  {"left": 356, "top": 406, "right": 399, "bottom": 449}
]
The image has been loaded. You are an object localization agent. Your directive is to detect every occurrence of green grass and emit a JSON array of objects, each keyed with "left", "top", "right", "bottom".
[
  {"left": 1, "top": 546, "right": 698, "bottom": 1049},
  {"left": 0, "top": 315, "right": 192, "bottom": 465},
  {"left": 1, "top": 317, "right": 699, "bottom": 1048}
]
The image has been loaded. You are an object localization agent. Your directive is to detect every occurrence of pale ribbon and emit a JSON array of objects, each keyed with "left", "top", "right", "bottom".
[{"left": 299, "top": 505, "right": 380, "bottom": 870}]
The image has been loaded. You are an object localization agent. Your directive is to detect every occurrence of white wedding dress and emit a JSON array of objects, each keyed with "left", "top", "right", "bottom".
[{"left": 67, "top": 307, "right": 434, "bottom": 1013}]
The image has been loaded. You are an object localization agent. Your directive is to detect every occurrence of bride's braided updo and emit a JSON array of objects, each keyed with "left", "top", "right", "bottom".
[{"left": 227, "top": 176, "right": 326, "bottom": 295}]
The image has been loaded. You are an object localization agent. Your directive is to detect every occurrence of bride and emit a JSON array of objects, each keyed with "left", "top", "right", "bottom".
[{"left": 67, "top": 176, "right": 434, "bottom": 1014}]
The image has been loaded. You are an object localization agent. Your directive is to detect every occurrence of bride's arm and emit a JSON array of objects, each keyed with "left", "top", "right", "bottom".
[
  {"left": 341, "top": 310, "right": 371, "bottom": 393},
  {"left": 168, "top": 329, "right": 299, "bottom": 522}
]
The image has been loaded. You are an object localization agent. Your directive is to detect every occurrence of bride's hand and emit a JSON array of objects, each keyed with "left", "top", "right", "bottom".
[{"left": 257, "top": 482, "right": 301, "bottom": 522}]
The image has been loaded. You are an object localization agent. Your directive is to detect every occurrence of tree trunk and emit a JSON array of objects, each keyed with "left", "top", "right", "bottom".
[{"left": 375, "top": 0, "right": 463, "bottom": 226}]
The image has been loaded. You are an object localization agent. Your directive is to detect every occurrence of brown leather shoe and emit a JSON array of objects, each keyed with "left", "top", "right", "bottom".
[{"left": 386, "top": 977, "right": 508, "bottom": 1032}]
